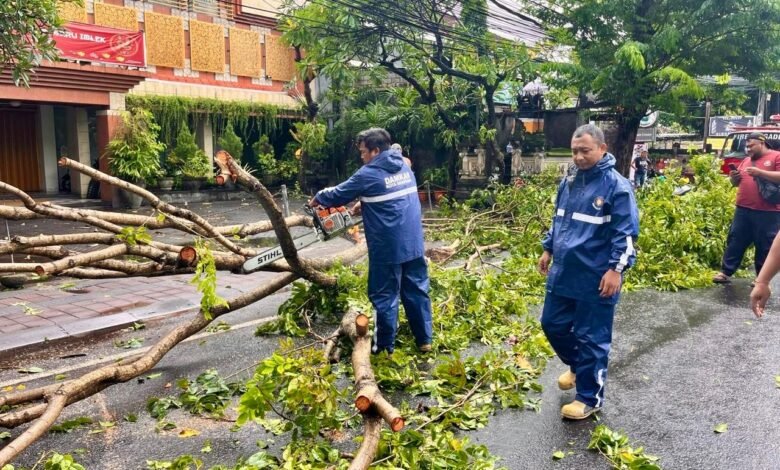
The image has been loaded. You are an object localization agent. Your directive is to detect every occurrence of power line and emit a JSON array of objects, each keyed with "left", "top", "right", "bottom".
[{"left": 224, "top": 0, "right": 550, "bottom": 54}]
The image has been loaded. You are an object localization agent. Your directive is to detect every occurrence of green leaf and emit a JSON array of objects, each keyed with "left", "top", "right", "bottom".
[
  {"left": 714, "top": 423, "right": 728, "bottom": 433},
  {"left": 114, "top": 337, "right": 144, "bottom": 349},
  {"left": 201, "top": 440, "right": 212, "bottom": 453},
  {"left": 552, "top": 450, "right": 565, "bottom": 460},
  {"left": 190, "top": 239, "right": 229, "bottom": 320},
  {"left": 50, "top": 417, "right": 94, "bottom": 434},
  {"left": 18, "top": 366, "right": 44, "bottom": 374},
  {"left": 178, "top": 428, "right": 200, "bottom": 438}
]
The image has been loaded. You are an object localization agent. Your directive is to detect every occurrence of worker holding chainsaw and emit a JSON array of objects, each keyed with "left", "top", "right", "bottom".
[{"left": 309, "top": 128, "right": 433, "bottom": 354}]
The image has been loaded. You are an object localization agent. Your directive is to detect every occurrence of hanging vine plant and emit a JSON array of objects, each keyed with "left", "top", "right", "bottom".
[{"left": 126, "top": 95, "right": 297, "bottom": 145}]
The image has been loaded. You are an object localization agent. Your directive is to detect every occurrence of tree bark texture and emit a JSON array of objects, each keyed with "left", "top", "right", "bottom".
[{"left": 612, "top": 112, "right": 644, "bottom": 177}]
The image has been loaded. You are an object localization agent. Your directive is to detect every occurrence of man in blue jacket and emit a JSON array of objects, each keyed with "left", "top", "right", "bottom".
[
  {"left": 537, "top": 124, "right": 639, "bottom": 420},
  {"left": 309, "top": 128, "right": 433, "bottom": 354}
]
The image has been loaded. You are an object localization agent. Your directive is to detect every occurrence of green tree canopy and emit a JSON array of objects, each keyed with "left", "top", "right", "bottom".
[
  {"left": 0, "top": 0, "right": 66, "bottom": 86},
  {"left": 281, "top": 0, "right": 540, "bottom": 183},
  {"left": 532, "top": 0, "right": 780, "bottom": 174}
]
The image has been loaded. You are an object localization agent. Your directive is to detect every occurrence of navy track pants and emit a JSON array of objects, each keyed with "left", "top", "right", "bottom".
[
  {"left": 541, "top": 292, "right": 616, "bottom": 408},
  {"left": 368, "top": 257, "right": 433, "bottom": 353}
]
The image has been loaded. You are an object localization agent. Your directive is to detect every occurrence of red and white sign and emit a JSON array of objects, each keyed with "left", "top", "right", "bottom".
[{"left": 53, "top": 23, "right": 145, "bottom": 67}]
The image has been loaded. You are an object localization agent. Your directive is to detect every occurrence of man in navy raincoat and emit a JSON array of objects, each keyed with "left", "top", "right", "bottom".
[
  {"left": 537, "top": 124, "right": 639, "bottom": 420},
  {"left": 310, "top": 128, "right": 433, "bottom": 354}
]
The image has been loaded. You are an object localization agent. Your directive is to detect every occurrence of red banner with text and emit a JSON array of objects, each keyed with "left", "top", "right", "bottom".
[{"left": 53, "top": 23, "right": 146, "bottom": 67}]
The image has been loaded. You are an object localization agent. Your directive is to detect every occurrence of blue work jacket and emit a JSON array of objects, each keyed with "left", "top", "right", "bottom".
[
  {"left": 314, "top": 149, "right": 424, "bottom": 265},
  {"left": 542, "top": 153, "right": 640, "bottom": 304}
]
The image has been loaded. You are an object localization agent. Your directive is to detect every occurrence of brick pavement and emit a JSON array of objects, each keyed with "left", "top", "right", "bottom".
[
  {"left": 0, "top": 271, "right": 277, "bottom": 353},
  {"left": 0, "top": 197, "right": 325, "bottom": 353}
]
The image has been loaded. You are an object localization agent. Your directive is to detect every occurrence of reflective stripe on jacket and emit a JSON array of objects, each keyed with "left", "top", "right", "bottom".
[
  {"left": 542, "top": 153, "right": 640, "bottom": 303},
  {"left": 314, "top": 149, "right": 424, "bottom": 265}
]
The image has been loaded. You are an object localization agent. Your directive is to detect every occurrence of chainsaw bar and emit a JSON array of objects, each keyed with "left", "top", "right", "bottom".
[
  {"left": 241, "top": 228, "right": 322, "bottom": 273},
  {"left": 242, "top": 205, "right": 363, "bottom": 274}
]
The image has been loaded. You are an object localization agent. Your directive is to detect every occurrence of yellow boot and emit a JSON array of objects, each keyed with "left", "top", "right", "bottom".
[
  {"left": 561, "top": 400, "right": 600, "bottom": 420},
  {"left": 557, "top": 370, "right": 576, "bottom": 390}
]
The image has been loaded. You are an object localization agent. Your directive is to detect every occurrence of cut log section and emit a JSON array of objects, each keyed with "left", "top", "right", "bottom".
[{"left": 330, "top": 308, "right": 405, "bottom": 470}]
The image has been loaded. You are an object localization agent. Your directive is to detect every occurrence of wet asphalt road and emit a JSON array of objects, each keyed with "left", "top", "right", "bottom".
[
  {"left": 4, "top": 278, "right": 779, "bottom": 469},
  {"left": 4, "top": 199, "right": 780, "bottom": 468},
  {"left": 473, "top": 278, "right": 780, "bottom": 470},
  {"left": 0, "top": 290, "right": 292, "bottom": 470}
]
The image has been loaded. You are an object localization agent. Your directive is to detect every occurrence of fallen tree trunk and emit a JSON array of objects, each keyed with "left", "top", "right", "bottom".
[
  {"left": 348, "top": 414, "right": 383, "bottom": 470},
  {"left": 0, "top": 154, "right": 374, "bottom": 466},
  {"left": 214, "top": 152, "right": 336, "bottom": 286},
  {"left": 34, "top": 244, "right": 129, "bottom": 276},
  {"left": 58, "top": 158, "right": 255, "bottom": 259},
  {"left": 328, "top": 309, "right": 405, "bottom": 470},
  {"left": 0, "top": 206, "right": 312, "bottom": 238},
  {"left": 0, "top": 246, "right": 368, "bottom": 464}
]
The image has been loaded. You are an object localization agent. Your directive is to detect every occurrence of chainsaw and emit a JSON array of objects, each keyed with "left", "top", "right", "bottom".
[{"left": 242, "top": 205, "right": 362, "bottom": 273}]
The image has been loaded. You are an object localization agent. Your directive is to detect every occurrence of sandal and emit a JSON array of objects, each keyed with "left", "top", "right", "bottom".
[{"left": 712, "top": 273, "right": 731, "bottom": 284}]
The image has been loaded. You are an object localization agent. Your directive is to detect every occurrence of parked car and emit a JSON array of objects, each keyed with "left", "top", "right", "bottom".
[{"left": 718, "top": 126, "right": 780, "bottom": 174}]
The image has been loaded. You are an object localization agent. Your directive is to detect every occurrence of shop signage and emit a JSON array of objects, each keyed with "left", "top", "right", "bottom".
[{"left": 53, "top": 23, "right": 145, "bottom": 67}]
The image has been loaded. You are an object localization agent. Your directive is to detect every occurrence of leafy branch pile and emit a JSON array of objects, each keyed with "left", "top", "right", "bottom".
[
  {"left": 626, "top": 154, "right": 737, "bottom": 290},
  {"left": 437, "top": 154, "right": 738, "bottom": 292},
  {"left": 231, "top": 154, "right": 734, "bottom": 467},
  {"left": 1, "top": 452, "right": 85, "bottom": 470},
  {"left": 237, "top": 246, "right": 553, "bottom": 466},
  {"left": 147, "top": 369, "right": 245, "bottom": 421},
  {"left": 588, "top": 424, "right": 661, "bottom": 470}
]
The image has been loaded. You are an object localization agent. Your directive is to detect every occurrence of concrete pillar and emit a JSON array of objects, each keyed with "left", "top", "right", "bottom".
[
  {"left": 476, "top": 148, "right": 486, "bottom": 176},
  {"left": 66, "top": 108, "right": 91, "bottom": 198},
  {"left": 96, "top": 110, "right": 123, "bottom": 203},
  {"left": 38, "top": 106, "right": 58, "bottom": 193},
  {"left": 510, "top": 149, "right": 523, "bottom": 176},
  {"left": 96, "top": 93, "right": 127, "bottom": 202},
  {"left": 196, "top": 118, "right": 215, "bottom": 177}
]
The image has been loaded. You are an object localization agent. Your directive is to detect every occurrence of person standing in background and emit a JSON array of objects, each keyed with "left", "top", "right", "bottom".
[{"left": 713, "top": 132, "right": 780, "bottom": 284}]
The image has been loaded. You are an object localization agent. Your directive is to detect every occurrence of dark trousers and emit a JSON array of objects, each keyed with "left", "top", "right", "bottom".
[
  {"left": 368, "top": 257, "right": 433, "bottom": 353},
  {"left": 540, "top": 293, "right": 616, "bottom": 408},
  {"left": 721, "top": 206, "right": 780, "bottom": 276}
]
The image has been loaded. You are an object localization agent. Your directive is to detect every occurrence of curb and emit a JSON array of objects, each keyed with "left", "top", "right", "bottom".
[{"left": 0, "top": 305, "right": 200, "bottom": 356}]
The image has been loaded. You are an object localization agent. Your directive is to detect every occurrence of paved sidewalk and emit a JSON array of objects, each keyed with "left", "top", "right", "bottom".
[{"left": 0, "top": 270, "right": 280, "bottom": 353}]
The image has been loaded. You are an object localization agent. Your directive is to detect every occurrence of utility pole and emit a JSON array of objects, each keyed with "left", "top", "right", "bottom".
[
  {"left": 703, "top": 99, "right": 712, "bottom": 149},
  {"left": 757, "top": 89, "right": 766, "bottom": 125}
]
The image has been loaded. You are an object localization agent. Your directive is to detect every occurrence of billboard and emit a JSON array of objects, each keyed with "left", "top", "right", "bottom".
[
  {"left": 636, "top": 126, "right": 657, "bottom": 142},
  {"left": 709, "top": 116, "right": 756, "bottom": 137},
  {"left": 53, "top": 23, "right": 146, "bottom": 67}
]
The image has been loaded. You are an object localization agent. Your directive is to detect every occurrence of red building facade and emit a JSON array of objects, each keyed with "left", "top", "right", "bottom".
[{"left": 0, "top": 0, "right": 299, "bottom": 200}]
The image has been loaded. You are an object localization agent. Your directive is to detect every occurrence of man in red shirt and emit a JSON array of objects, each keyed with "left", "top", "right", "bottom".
[{"left": 713, "top": 132, "right": 780, "bottom": 283}]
